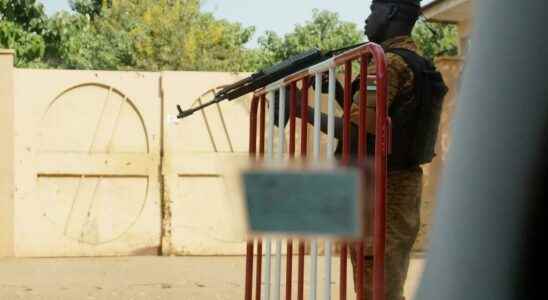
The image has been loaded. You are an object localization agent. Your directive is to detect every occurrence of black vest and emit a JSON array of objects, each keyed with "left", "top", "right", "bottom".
[{"left": 379, "top": 48, "right": 448, "bottom": 170}]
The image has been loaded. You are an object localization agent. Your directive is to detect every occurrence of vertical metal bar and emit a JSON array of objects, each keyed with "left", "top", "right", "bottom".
[
  {"left": 264, "top": 91, "right": 276, "bottom": 300},
  {"left": 340, "top": 61, "right": 353, "bottom": 300},
  {"left": 274, "top": 239, "right": 283, "bottom": 300},
  {"left": 265, "top": 239, "right": 273, "bottom": 300},
  {"left": 286, "top": 240, "right": 294, "bottom": 300},
  {"left": 260, "top": 95, "right": 267, "bottom": 156},
  {"left": 327, "top": 68, "right": 337, "bottom": 158},
  {"left": 342, "top": 62, "right": 353, "bottom": 161},
  {"left": 267, "top": 91, "right": 276, "bottom": 158},
  {"left": 298, "top": 77, "right": 309, "bottom": 300},
  {"left": 278, "top": 86, "right": 287, "bottom": 160},
  {"left": 257, "top": 95, "right": 267, "bottom": 300},
  {"left": 297, "top": 241, "right": 305, "bottom": 300},
  {"left": 309, "top": 73, "right": 323, "bottom": 300},
  {"left": 285, "top": 82, "right": 298, "bottom": 300},
  {"left": 356, "top": 55, "right": 369, "bottom": 300},
  {"left": 289, "top": 82, "right": 297, "bottom": 157},
  {"left": 257, "top": 240, "right": 263, "bottom": 300},
  {"left": 273, "top": 86, "right": 286, "bottom": 300},
  {"left": 246, "top": 242, "right": 255, "bottom": 300},
  {"left": 313, "top": 74, "right": 322, "bottom": 161},
  {"left": 322, "top": 66, "right": 337, "bottom": 300},
  {"left": 300, "top": 78, "right": 310, "bottom": 157},
  {"left": 372, "top": 47, "right": 388, "bottom": 300},
  {"left": 358, "top": 60, "right": 368, "bottom": 160},
  {"left": 246, "top": 96, "right": 261, "bottom": 300},
  {"left": 249, "top": 96, "right": 258, "bottom": 155}
]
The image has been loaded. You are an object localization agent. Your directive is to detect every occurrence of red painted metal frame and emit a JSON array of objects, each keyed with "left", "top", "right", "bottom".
[
  {"left": 285, "top": 82, "right": 298, "bottom": 300},
  {"left": 355, "top": 54, "right": 370, "bottom": 300},
  {"left": 254, "top": 95, "right": 266, "bottom": 300},
  {"left": 245, "top": 96, "right": 260, "bottom": 300},
  {"left": 244, "top": 43, "right": 388, "bottom": 300},
  {"left": 298, "top": 77, "right": 309, "bottom": 300}
]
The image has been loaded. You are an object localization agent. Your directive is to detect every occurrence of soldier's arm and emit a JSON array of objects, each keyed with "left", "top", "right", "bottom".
[
  {"left": 385, "top": 53, "right": 408, "bottom": 106},
  {"left": 350, "top": 53, "right": 408, "bottom": 134}
]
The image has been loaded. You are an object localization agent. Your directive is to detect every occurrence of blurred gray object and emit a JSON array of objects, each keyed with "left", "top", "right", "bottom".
[
  {"left": 415, "top": 0, "right": 547, "bottom": 299},
  {"left": 243, "top": 169, "right": 362, "bottom": 237}
]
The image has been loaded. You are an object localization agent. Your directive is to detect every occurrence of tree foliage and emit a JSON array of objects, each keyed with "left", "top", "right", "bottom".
[
  {"left": 0, "top": 0, "right": 47, "bottom": 32},
  {"left": 0, "top": 0, "right": 47, "bottom": 67},
  {"left": 0, "top": 20, "right": 45, "bottom": 66},
  {"left": 413, "top": 21, "right": 459, "bottom": 60},
  {"left": 0, "top": 1, "right": 457, "bottom": 71},
  {"left": 253, "top": 9, "right": 364, "bottom": 70},
  {"left": 1, "top": 0, "right": 254, "bottom": 71},
  {"left": 42, "top": 11, "right": 124, "bottom": 69},
  {"left": 69, "top": 0, "right": 110, "bottom": 19},
  {"left": 93, "top": 0, "right": 254, "bottom": 71}
]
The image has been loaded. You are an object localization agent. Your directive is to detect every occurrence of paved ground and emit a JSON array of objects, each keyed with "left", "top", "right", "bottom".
[{"left": 0, "top": 256, "right": 425, "bottom": 300}]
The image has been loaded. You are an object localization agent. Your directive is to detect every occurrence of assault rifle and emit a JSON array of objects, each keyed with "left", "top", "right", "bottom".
[{"left": 176, "top": 42, "right": 366, "bottom": 119}]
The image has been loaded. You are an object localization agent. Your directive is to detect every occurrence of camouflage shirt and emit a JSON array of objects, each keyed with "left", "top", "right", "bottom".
[{"left": 350, "top": 36, "right": 419, "bottom": 123}]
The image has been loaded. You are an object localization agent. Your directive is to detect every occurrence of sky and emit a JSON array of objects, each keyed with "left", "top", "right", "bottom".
[
  {"left": 39, "top": 0, "right": 373, "bottom": 46},
  {"left": 39, "top": 0, "right": 434, "bottom": 46}
]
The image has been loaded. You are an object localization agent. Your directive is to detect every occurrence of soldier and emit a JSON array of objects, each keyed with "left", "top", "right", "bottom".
[
  {"left": 275, "top": 0, "right": 447, "bottom": 299},
  {"left": 350, "top": 1, "right": 428, "bottom": 300}
]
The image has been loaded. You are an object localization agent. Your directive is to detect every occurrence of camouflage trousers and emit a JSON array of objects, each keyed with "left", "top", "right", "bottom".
[{"left": 350, "top": 166, "right": 423, "bottom": 300}]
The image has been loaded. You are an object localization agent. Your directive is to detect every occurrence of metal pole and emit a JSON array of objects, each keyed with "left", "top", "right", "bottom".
[
  {"left": 355, "top": 54, "right": 369, "bottom": 300},
  {"left": 263, "top": 91, "right": 276, "bottom": 300},
  {"left": 246, "top": 96, "right": 260, "bottom": 300},
  {"left": 298, "top": 77, "right": 310, "bottom": 300},
  {"left": 309, "top": 73, "right": 323, "bottom": 300},
  {"left": 257, "top": 95, "right": 267, "bottom": 300},
  {"left": 322, "top": 66, "right": 337, "bottom": 300},
  {"left": 273, "top": 86, "right": 287, "bottom": 300},
  {"left": 286, "top": 83, "right": 297, "bottom": 300},
  {"left": 339, "top": 61, "right": 354, "bottom": 300},
  {"left": 278, "top": 86, "right": 287, "bottom": 160}
]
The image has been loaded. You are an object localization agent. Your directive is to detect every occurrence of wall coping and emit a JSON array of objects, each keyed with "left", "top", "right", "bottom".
[{"left": 0, "top": 49, "right": 15, "bottom": 55}]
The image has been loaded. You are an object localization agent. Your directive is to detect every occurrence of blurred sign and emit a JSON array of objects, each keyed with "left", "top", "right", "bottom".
[{"left": 242, "top": 168, "right": 362, "bottom": 237}]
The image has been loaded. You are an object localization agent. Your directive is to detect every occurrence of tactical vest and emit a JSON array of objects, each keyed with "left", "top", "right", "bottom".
[{"left": 382, "top": 48, "right": 448, "bottom": 170}]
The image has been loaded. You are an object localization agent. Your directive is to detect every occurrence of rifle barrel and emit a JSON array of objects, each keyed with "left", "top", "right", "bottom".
[{"left": 177, "top": 96, "right": 225, "bottom": 119}]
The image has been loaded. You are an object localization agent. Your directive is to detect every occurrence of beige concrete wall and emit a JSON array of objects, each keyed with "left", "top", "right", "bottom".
[
  {"left": 414, "top": 57, "right": 464, "bottom": 251},
  {"left": 1, "top": 64, "right": 256, "bottom": 257},
  {"left": 162, "top": 72, "right": 252, "bottom": 256},
  {"left": 0, "top": 55, "right": 463, "bottom": 257},
  {"left": 11, "top": 69, "right": 163, "bottom": 257},
  {"left": 0, "top": 50, "right": 15, "bottom": 257},
  {"left": 416, "top": 0, "right": 471, "bottom": 251}
]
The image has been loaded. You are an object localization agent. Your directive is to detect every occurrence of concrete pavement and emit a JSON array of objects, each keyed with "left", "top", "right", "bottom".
[{"left": 0, "top": 256, "right": 425, "bottom": 300}]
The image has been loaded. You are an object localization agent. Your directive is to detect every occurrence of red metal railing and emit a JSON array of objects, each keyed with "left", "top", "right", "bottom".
[{"left": 245, "top": 42, "right": 389, "bottom": 300}]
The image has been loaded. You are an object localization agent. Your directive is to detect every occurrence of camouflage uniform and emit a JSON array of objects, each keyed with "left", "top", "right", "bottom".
[{"left": 349, "top": 36, "right": 423, "bottom": 300}]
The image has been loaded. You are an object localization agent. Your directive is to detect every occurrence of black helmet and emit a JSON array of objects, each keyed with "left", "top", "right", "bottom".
[
  {"left": 372, "top": 0, "right": 422, "bottom": 22},
  {"left": 372, "top": 0, "right": 421, "bottom": 8}
]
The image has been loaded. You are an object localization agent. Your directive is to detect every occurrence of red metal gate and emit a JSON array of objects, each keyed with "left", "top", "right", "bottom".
[{"left": 245, "top": 43, "right": 389, "bottom": 300}]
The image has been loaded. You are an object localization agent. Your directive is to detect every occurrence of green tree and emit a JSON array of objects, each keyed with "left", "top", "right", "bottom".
[
  {"left": 2, "top": 0, "right": 255, "bottom": 71},
  {"left": 89, "top": 0, "right": 254, "bottom": 71},
  {"left": 253, "top": 9, "right": 364, "bottom": 70},
  {"left": 42, "top": 11, "right": 127, "bottom": 69},
  {"left": 0, "top": 0, "right": 47, "bottom": 32},
  {"left": 0, "top": 20, "right": 46, "bottom": 67},
  {"left": 413, "top": 21, "right": 458, "bottom": 60},
  {"left": 69, "top": 0, "right": 111, "bottom": 19},
  {"left": 0, "top": 0, "right": 47, "bottom": 67}
]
